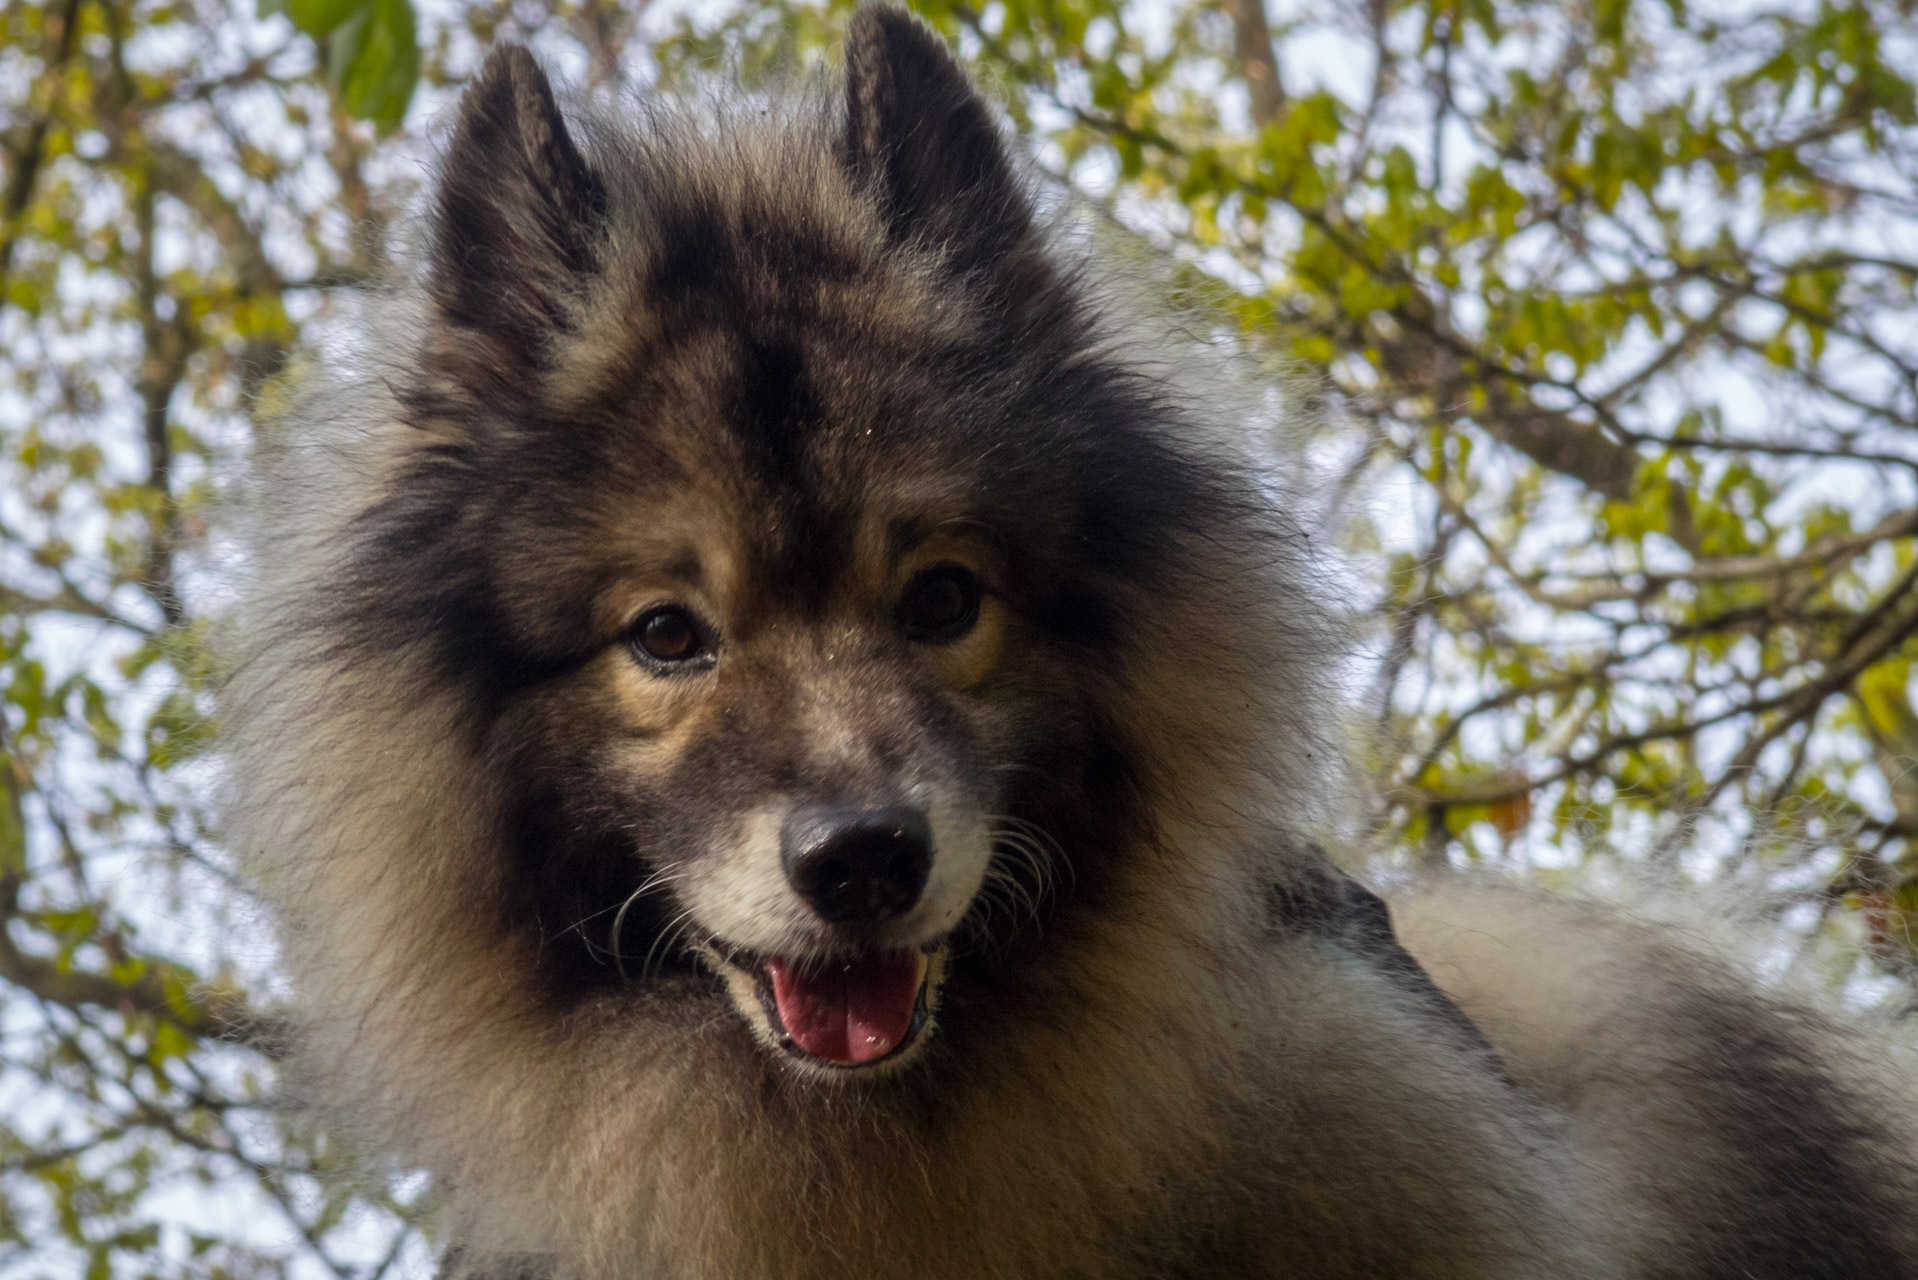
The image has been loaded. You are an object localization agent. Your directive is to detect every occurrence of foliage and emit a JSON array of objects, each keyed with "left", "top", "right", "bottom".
[
  {"left": 0, "top": 0, "right": 424, "bottom": 1272},
  {"left": 2, "top": 0, "right": 1917, "bottom": 1272},
  {"left": 262, "top": 0, "right": 420, "bottom": 133}
]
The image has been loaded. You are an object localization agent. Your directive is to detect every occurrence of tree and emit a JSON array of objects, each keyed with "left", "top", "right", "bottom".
[{"left": 2, "top": 0, "right": 1915, "bottom": 1271}]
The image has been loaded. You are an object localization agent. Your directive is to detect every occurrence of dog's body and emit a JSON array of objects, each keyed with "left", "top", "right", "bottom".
[{"left": 225, "top": 9, "right": 1918, "bottom": 1276}]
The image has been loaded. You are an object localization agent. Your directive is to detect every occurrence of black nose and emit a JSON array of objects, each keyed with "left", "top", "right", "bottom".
[{"left": 781, "top": 805, "right": 933, "bottom": 925}]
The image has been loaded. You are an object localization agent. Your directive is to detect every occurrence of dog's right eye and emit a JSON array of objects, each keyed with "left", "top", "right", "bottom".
[
  {"left": 901, "top": 564, "right": 981, "bottom": 643},
  {"left": 630, "top": 606, "right": 710, "bottom": 669}
]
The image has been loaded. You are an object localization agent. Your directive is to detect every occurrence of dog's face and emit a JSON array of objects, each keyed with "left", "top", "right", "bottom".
[
  {"left": 358, "top": 11, "right": 1217, "bottom": 1077},
  {"left": 480, "top": 400, "right": 1036, "bottom": 1074}
]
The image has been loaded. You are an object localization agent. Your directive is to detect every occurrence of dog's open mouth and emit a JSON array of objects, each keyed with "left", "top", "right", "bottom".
[{"left": 709, "top": 943, "right": 941, "bottom": 1069}]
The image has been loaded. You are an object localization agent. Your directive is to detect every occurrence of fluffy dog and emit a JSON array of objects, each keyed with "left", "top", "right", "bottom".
[{"left": 224, "top": 7, "right": 1918, "bottom": 1276}]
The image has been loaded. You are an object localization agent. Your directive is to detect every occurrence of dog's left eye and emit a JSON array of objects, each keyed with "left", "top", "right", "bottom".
[
  {"left": 901, "top": 564, "right": 981, "bottom": 643},
  {"left": 630, "top": 606, "right": 710, "bottom": 668}
]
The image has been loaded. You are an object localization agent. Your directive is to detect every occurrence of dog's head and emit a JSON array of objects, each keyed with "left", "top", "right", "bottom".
[{"left": 342, "top": 7, "right": 1280, "bottom": 1078}]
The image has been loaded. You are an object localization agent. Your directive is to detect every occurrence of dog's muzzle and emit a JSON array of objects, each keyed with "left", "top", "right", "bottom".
[{"left": 707, "top": 804, "right": 947, "bottom": 1070}]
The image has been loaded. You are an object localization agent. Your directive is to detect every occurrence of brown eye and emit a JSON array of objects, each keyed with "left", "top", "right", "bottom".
[
  {"left": 631, "top": 606, "right": 709, "bottom": 669},
  {"left": 901, "top": 564, "right": 980, "bottom": 643}
]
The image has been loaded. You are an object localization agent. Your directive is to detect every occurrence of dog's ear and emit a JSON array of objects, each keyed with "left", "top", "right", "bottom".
[
  {"left": 430, "top": 45, "right": 605, "bottom": 378},
  {"left": 841, "top": 5, "right": 1031, "bottom": 271}
]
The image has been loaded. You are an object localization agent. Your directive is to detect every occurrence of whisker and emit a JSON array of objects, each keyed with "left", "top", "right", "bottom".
[
  {"left": 995, "top": 819, "right": 1067, "bottom": 893},
  {"left": 562, "top": 873, "right": 675, "bottom": 949},
  {"left": 642, "top": 907, "right": 701, "bottom": 982},
  {"left": 956, "top": 814, "right": 1073, "bottom": 958},
  {"left": 996, "top": 815, "right": 1072, "bottom": 892},
  {"left": 609, "top": 868, "right": 684, "bottom": 981}
]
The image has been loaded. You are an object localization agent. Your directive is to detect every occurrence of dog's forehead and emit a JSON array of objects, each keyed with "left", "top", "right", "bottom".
[
  {"left": 548, "top": 296, "right": 1003, "bottom": 556},
  {"left": 555, "top": 170, "right": 983, "bottom": 409}
]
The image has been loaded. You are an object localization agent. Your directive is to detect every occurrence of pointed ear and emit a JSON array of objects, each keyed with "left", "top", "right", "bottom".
[
  {"left": 430, "top": 45, "right": 605, "bottom": 378},
  {"left": 841, "top": 5, "right": 1032, "bottom": 270}
]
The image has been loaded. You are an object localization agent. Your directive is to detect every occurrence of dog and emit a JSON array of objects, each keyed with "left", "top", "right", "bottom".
[{"left": 223, "top": 7, "right": 1918, "bottom": 1276}]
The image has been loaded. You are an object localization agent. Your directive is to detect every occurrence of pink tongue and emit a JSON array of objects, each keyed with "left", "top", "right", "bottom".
[{"left": 766, "top": 951, "right": 924, "bottom": 1065}]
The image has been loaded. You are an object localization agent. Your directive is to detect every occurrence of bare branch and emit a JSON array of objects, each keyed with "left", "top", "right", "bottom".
[
  {"left": 0, "top": 0, "right": 84, "bottom": 295},
  {"left": 1223, "top": 0, "right": 1285, "bottom": 126}
]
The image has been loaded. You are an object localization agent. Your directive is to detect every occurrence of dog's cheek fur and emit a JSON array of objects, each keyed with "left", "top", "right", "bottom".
[{"left": 485, "top": 671, "right": 708, "bottom": 994}]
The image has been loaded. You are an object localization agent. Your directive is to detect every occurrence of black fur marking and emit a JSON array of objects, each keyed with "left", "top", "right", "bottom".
[
  {"left": 730, "top": 335, "right": 848, "bottom": 615},
  {"left": 649, "top": 202, "right": 733, "bottom": 303},
  {"left": 1026, "top": 590, "right": 1115, "bottom": 649},
  {"left": 1635, "top": 984, "right": 1910, "bottom": 1279},
  {"left": 985, "top": 714, "right": 1140, "bottom": 933},
  {"left": 650, "top": 203, "right": 861, "bottom": 314},
  {"left": 336, "top": 441, "right": 599, "bottom": 716},
  {"left": 500, "top": 781, "right": 700, "bottom": 992},
  {"left": 1269, "top": 854, "right": 1511, "bottom": 1078},
  {"left": 733, "top": 336, "right": 816, "bottom": 480}
]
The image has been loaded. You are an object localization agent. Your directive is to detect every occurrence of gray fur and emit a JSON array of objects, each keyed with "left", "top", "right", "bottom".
[{"left": 223, "top": 7, "right": 1918, "bottom": 1276}]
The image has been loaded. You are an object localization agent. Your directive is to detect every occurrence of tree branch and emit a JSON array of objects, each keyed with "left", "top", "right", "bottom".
[
  {"left": 1223, "top": 0, "right": 1284, "bottom": 126},
  {"left": 0, "top": 0, "right": 84, "bottom": 296}
]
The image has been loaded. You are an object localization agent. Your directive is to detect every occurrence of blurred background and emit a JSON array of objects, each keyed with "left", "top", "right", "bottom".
[{"left": 2, "top": 0, "right": 1916, "bottom": 1272}]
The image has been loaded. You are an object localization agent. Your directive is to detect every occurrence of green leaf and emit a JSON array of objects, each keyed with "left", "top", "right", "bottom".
[
  {"left": 328, "top": 0, "right": 421, "bottom": 133},
  {"left": 145, "top": 691, "right": 212, "bottom": 769},
  {"left": 265, "top": 0, "right": 421, "bottom": 130},
  {"left": 272, "top": 0, "right": 364, "bottom": 36}
]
